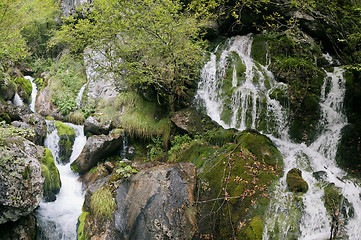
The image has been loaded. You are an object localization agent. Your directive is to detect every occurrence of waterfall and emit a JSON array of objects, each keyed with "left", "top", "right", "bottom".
[
  {"left": 36, "top": 121, "right": 86, "bottom": 240},
  {"left": 24, "top": 76, "right": 38, "bottom": 112},
  {"left": 13, "top": 92, "right": 24, "bottom": 106},
  {"left": 197, "top": 35, "right": 361, "bottom": 239},
  {"left": 76, "top": 83, "right": 87, "bottom": 108}
]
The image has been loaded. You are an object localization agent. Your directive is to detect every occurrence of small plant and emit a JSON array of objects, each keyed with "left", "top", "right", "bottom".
[
  {"left": 147, "top": 136, "right": 166, "bottom": 161},
  {"left": 114, "top": 161, "right": 138, "bottom": 178}
]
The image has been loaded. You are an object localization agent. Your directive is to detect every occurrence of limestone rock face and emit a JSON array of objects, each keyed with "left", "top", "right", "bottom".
[
  {"left": 84, "top": 115, "right": 112, "bottom": 135},
  {"left": 71, "top": 131, "right": 123, "bottom": 173},
  {"left": 84, "top": 47, "right": 119, "bottom": 104},
  {"left": 0, "top": 137, "right": 44, "bottom": 224},
  {"left": 81, "top": 163, "right": 197, "bottom": 240}
]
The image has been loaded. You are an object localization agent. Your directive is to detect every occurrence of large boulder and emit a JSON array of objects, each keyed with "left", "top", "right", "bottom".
[
  {"left": 79, "top": 163, "right": 197, "bottom": 240},
  {"left": 18, "top": 112, "right": 47, "bottom": 145},
  {"left": 0, "top": 76, "right": 16, "bottom": 101},
  {"left": 0, "top": 136, "right": 44, "bottom": 224},
  {"left": 71, "top": 131, "right": 123, "bottom": 173},
  {"left": 84, "top": 115, "right": 112, "bottom": 136}
]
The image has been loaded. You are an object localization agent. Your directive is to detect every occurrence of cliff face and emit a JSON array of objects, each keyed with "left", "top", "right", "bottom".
[{"left": 60, "top": 0, "right": 93, "bottom": 17}]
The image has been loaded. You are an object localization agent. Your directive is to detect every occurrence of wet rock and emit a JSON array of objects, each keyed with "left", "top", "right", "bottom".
[
  {"left": 0, "top": 136, "right": 44, "bottom": 224},
  {"left": 81, "top": 163, "right": 197, "bottom": 240},
  {"left": 84, "top": 115, "right": 112, "bottom": 135},
  {"left": 0, "top": 77, "right": 16, "bottom": 101},
  {"left": 0, "top": 213, "right": 37, "bottom": 240},
  {"left": 313, "top": 171, "right": 327, "bottom": 181},
  {"left": 71, "top": 131, "right": 123, "bottom": 173},
  {"left": 20, "top": 112, "right": 47, "bottom": 145},
  {"left": 286, "top": 168, "right": 309, "bottom": 193},
  {"left": 55, "top": 121, "right": 76, "bottom": 164}
]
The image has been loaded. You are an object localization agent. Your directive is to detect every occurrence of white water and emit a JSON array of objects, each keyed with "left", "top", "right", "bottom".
[
  {"left": 13, "top": 92, "right": 24, "bottom": 106},
  {"left": 197, "top": 35, "right": 361, "bottom": 239},
  {"left": 24, "top": 75, "right": 38, "bottom": 112},
  {"left": 36, "top": 121, "right": 86, "bottom": 240},
  {"left": 76, "top": 83, "right": 87, "bottom": 108}
]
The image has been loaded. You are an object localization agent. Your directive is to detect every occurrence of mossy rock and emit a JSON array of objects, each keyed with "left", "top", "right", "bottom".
[
  {"left": 286, "top": 168, "right": 308, "bottom": 193},
  {"left": 206, "top": 128, "right": 237, "bottom": 146},
  {"left": 251, "top": 35, "right": 268, "bottom": 66},
  {"left": 14, "top": 77, "right": 32, "bottom": 104},
  {"left": 194, "top": 130, "right": 283, "bottom": 239},
  {"left": 39, "top": 147, "right": 61, "bottom": 202},
  {"left": 0, "top": 113, "right": 11, "bottom": 124},
  {"left": 55, "top": 121, "right": 75, "bottom": 164},
  {"left": 77, "top": 210, "right": 90, "bottom": 240}
]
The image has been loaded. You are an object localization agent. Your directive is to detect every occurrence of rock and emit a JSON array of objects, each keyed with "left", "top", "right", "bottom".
[
  {"left": 84, "top": 47, "right": 120, "bottom": 105},
  {"left": 286, "top": 168, "right": 309, "bottom": 193},
  {"left": 71, "top": 131, "right": 123, "bottom": 173},
  {"left": 0, "top": 213, "right": 37, "bottom": 240},
  {"left": 313, "top": 171, "right": 327, "bottom": 181},
  {"left": 0, "top": 136, "right": 44, "bottom": 224},
  {"left": 171, "top": 107, "right": 216, "bottom": 136},
  {"left": 78, "top": 164, "right": 110, "bottom": 190},
  {"left": 36, "top": 86, "right": 64, "bottom": 120},
  {"left": 37, "top": 146, "right": 61, "bottom": 202},
  {"left": 20, "top": 112, "right": 47, "bottom": 145},
  {"left": 0, "top": 77, "right": 16, "bottom": 101},
  {"left": 80, "top": 163, "right": 197, "bottom": 240},
  {"left": 84, "top": 115, "right": 112, "bottom": 135},
  {"left": 55, "top": 121, "right": 76, "bottom": 164}
]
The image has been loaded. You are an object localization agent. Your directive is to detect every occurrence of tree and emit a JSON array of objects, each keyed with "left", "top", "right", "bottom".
[{"left": 52, "top": 0, "right": 206, "bottom": 111}]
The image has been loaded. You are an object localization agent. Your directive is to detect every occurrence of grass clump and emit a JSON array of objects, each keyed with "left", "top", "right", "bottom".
[{"left": 90, "top": 186, "right": 116, "bottom": 220}]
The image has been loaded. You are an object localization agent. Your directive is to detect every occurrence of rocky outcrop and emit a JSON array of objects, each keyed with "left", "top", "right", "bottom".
[
  {"left": 286, "top": 168, "right": 309, "bottom": 193},
  {"left": 71, "top": 131, "right": 123, "bottom": 173},
  {"left": 0, "top": 77, "right": 16, "bottom": 101},
  {"left": 84, "top": 115, "right": 112, "bottom": 135},
  {"left": 80, "top": 163, "right": 197, "bottom": 240},
  {"left": 0, "top": 136, "right": 44, "bottom": 224},
  {"left": 0, "top": 213, "right": 37, "bottom": 240},
  {"left": 84, "top": 47, "right": 119, "bottom": 104}
]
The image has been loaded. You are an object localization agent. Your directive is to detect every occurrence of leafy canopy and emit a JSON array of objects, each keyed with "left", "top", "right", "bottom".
[{"left": 52, "top": 0, "right": 206, "bottom": 110}]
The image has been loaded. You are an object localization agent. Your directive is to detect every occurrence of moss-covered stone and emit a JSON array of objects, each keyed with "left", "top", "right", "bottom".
[
  {"left": 251, "top": 35, "right": 268, "bottom": 66},
  {"left": 190, "top": 130, "right": 283, "bottom": 239},
  {"left": 55, "top": 121, "right": 75, "bottom": 164},
  {"left": 77, "top": 210, "right": 89, "bottom": 240},
  {"left": 39, "top": 147, "right": 61, "bottom": 202},
  {"left": 14, "top": 77, "right": 32, "bottom": 104},
  {"left": 286, "top": 168, "right": 308, "bottom": 193}
]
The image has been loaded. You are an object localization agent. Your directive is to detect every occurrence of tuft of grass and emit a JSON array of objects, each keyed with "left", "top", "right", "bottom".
[{"left": 90, "top": 187, "right": 116, "bottom": 220}]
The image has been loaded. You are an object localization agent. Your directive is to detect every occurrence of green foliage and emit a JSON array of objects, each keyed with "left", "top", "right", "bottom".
[
  {"left": 0, "top": 0, "right": 59, "bottom": 68},
  {"left": 147, "top": 137, "right": 167, "bottom": 161},
  {"left": 47, "top": 53, "right": 86, "bottom": 116},
  {"left": 90, "top": 186, "right": 116, "bottom": 220},
  {"left": 52, "top": 0, "right": 206, "bottom": 110},
  {"left": 243, "top": 216, "right": 263, "bottom": 240},
  {"left": 168, "top": 134, "right": 193, "bottom": 160},
  {"left": 114, "top": 161, "right": 138, "bottom": 178}
]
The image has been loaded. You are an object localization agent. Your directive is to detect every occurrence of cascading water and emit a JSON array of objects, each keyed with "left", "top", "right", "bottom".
[
  {"left": 36, "top": 121, "right": 86, "bottom": 240},
  {"left": 13, "top": 92, "right": 24, "bottom": 106},
  {"left": 76, "top": 83, "right": 87, "bottom": 108},
  {"left": 197, "top": 35, "right": 361, "bottom": 239},
  {"left": 24, "top": 75, "right": 38, "bottom": 112}
]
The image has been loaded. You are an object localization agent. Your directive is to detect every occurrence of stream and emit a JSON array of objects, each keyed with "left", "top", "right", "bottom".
[{"left": 197, "top": 34, "right": 361, "bottom": 239}]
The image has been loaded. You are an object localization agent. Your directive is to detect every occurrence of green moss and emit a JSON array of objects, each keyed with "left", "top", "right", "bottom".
[
  {"left": 206, "top": 128, "right": 237, "bottom": 146},
  {"left": 251, "top": 35, "right": 268, "bottom": 66},
  {"left": 14, "top": 77, "right": 32, "bottom": 103},
  {"left": 286, "top": 168, "right": 308, "bottom": 193},
  {"left": 70, "top": 161, "right": 79, "bottom": 173},
  {"left": 90, "top": 186, "right": 116, "bottom": 220},
  {"left": 55, "top": 121, "right": 75, "bottom": 163},
  {"left": 242, "top": 216, "right": 263, "bottom": 240},
  {"left": 77, "top": 210, "right": 89, "bottom": 240},
  {"left": 66, "top": 110, "right": 86, "bottom": 125},
  {"left": 194, "top": 130, "right": 283, "bottom": 239},
  {"left": 40, "top": 148, "right": 61, "bottom": 202},
  {"left": 0, "top": 113, "right": 11, "bottom": 124}
]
